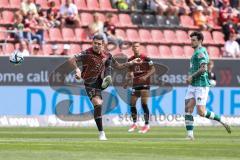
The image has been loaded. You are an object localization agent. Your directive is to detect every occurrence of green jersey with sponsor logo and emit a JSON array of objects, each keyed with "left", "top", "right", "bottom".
[{"left": 189, "top": 47, "right": 210, "bottom": 87}]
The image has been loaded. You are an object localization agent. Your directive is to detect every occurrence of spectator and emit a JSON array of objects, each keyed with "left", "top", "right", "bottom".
[
  {"left": 104, "top": 13, "right": 123, "bottom": 49},
  {"left": 143, "top": 0, "right": 158, "bottom": 12},
  {"left": 24, "top": 11, "right": 45, "bottom": 47},
  {"left": 21, "top": 0, "right": 38, "bottom": 16},
  {"left": 88, "top": 13, "right": 107, "bottom": 44},
  {"left": 223, "top": 29, "right": 240, "bottom": 58},
  {"left": 13, "top": 13, "right": 31, "bottom": 42},
  {"left": 32, "top": 45, "right": 40, "bottom": 55},
  {"left": 116, "top": 0, "right": 129, "bottom": 10},
  {"left": 47, "top": 0, "right": 61, "bottom": 28},
  {"left": 60, "top": 44, "right": 71, "bottom": 55},
  {"left": 15, "top": 40, "right": 30, "bottom": 56},
  {"left": 205, "top": 0, "right": 219, "bottom": 28},
  {"left": 154, "top": 0, "right": 177, "bottom": 15},
  {"left": 50, "top": 44, "right": 59, "bottom": 55},
  {"left": 171, "top": 0, "right": 191, "bottom": 15},
  {"left": 193, "top": 6, "right": 213, "bottom": 30},
  {"left": 59, "top": 0, "right": 80, "bottom": 27},
  {"left": 189, "top": 0, "right": 208, "bottom": 9}
]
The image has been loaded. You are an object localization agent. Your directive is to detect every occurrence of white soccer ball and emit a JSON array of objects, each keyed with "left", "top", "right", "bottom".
[
  {"left": 209, "top": 79, "right": 216, "bottom": 87},
  {"left": 9, "top": 50, "right": 24, "bottom": 65}
]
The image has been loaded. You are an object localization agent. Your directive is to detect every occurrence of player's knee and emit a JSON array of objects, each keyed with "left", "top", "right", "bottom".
[
  {"left": 197, "top": 108, "right": 205, "bottom": 117},
  {"left": 92, "top": 97, "right": 103, "bottom": 106}
]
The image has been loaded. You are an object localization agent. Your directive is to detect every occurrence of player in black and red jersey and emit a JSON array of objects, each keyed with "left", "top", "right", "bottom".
[
  {"left": 124, "top": 42, "right": 155, "bottom": 134},
  {"left": 68, "top": 35, "right": 140, "bottom": 140}
]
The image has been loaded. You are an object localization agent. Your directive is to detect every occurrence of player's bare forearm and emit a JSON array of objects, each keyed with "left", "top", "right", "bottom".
[
  {"left": 68, "top": 57, "right": 79, "bottom": 70},
  {"left": 191, "top": 63, "right": 207, "bottom": 78},
  {"left": 144, "top": 65, "right": 155, "bottom": 79},
  {"left": 113, "top": 61, "right": 133, "bottom": 69},
  {"left": 123, "top": 72, "right": 133, "bottom": 88}
]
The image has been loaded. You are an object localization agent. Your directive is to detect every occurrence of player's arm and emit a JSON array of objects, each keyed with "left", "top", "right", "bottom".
[
  {"left": 112, "top": 57, "right": 141, "bottom": 69},
  {"left": 68, "top": 52, "right": 84, "bottom": 80},
  {"left": 123, "top": 70, "right": 134, "bottom": 89},
  {"left": 187, "top": 63, "right": 207, "bottom": 84},
  {"left": 140, "top": 58, "right": 155, "bottom": 80}
]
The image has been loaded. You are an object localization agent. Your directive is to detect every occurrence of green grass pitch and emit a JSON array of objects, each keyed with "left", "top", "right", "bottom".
[{"left": 0, "top": 127, "right": 239, "bottom": 160}]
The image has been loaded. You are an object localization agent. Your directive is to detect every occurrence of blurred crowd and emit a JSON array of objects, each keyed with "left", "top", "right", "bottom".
[{"left": 7, "top": 0, "right": 240, "bottom": 57}]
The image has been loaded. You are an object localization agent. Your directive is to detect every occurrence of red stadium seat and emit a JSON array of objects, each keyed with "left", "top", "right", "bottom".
[
  {"left": 115, "top": 29, "right": 127, "bottom": 39},
  {"left": 70, "top": 44, "right": 81, "bottom": 55},
  {"left": 122, "top": 46, "right": 134, "bottom": 58},
  {"left": 9, "top": 0, "right": 21, "bottom": 9},
  {"left": 5, "top": 43, "right": 15, "bottom": 55},
  {"left": 180, "top": 15, "right": 198, "bottom": 29},
  {"left": 35, "top": 0, "right": 49, "bottom": 9},
  {"left": 183, "top": 46, "right": 194, "bottom": 58},
  {"left": 146, "top": 45, "right": 160, "bottom": 58},
  {"left": 75, "top": 28, "right": 89, "bottom": 42},
  {"left": 99, "top": 0, "right": 116, "bottom": 11},
  {"left": 86, "top": 0, "right": 99, "bottom": 10},
  {"left": 80, "top": 13, "right": 94, "bottom": 26},
  {"left": 43, "top": 44, "right": 53, "bottom": 55},
  {"left": 159, "top": 45, "right": 173, "bottom": 58},
  {"left": 176, "top": 30, "right": 190, "bottom": 44},
  {"left": 110, "top": 14, "right": 120, "bottom": 25},
  {"left": 0, "top": 11, "right": 14, "bottom": 24},
  {"left": 119, "top": 14, "right": 135, "bottom": 27},
  {"left": 0, "top": 27, "right": 7, "bottom": 40},
  {"left": 202, "top": 31, "right": 214, "bottom": 45},
  {"left": 97, "top": 13, "right": 106, "bottom": 22},
  {"left": 62, "top": 28, "right": 76, "bottom": 42},
  {"left": 49, "top": 28, "right": 62, "bottom": 41},
  {"left": 151, "top": 30, "right": 166, "bottom": 43},
  {"left": 212, "top": 31, "right": 225, "bottom": 45},
  {"left": 0, "top": 0, "right": 9, "bottom": 9},
  {"left": 82, "top": 43, "right": 92, "bottom": 51},
  {"left": 44, "top": 31, "right": 50, "bottom": 41},
  {"left": 74, "top": 0, "right": 88, "bottom": 10},
  {"left": 208, "top": 46, "right": 221, "bottom": 58},
  {"left": 163, "top": 30, "right": 179, "bottom": 44},
  {"left": 171, "top": 45, "right": 185, "bottom": 58},
  {"left": 126, "top": 29, "right": 140, "bottom": 42},
  {"left": 139, "top": 29, "right": 152, "bottom": 43}
]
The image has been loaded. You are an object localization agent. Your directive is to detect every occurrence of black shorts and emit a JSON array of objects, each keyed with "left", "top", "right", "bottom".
[
  {"left": 131, "top": 85, "right": 150, "bottom": 97},
  {"left": 84, "top": 77, "right": 103, "bottom": 100}
]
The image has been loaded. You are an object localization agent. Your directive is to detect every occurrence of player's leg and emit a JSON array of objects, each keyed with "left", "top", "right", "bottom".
[
  {"left": 196, "top": 87, "right": 231, "bottom": 134},
  {"left": 91, "top": 95, "right": 108, "bottom": 140},
  {"left": 185, "top": 86, "right": 196, "bottom": 140},
  {"left": 139, "top": 89, "right": 150, "bottom": 133},
  {"left": 128, "top": 90, "right": 139, "bottom": 132},
  {"left": 85, "top": 82, "right": 107, "bottom": 140}
]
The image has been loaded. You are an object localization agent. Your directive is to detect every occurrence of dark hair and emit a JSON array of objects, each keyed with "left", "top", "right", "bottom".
[
  {"left": 93, "top": 34, "right": 104, "bottom": 42},
  {"left": 190, "top": 31, "right": 204, "bottom": 42}
]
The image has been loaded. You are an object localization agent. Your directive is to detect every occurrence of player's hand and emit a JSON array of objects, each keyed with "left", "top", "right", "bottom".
[
  {"left": 75, "top": 68, "right": 81, "bottom": 80},
  {"left": 131, "top": 58, "right": 142, "bottom": 64},
  {"left": 139, "top": 75, "right": 147, "bottom": 81},
  {"left": 186, "top": 76, "right": 192, "bottom": 84}
]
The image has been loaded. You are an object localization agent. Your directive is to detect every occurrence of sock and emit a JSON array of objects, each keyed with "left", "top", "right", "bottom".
[
  {"left": 94, "top": 105, "right": 103, "bottom": 131},
  {"left": 142, "top": 103, "right": 149, "bottom": 125},
  {"left": 185, "top": 113, "right": 194, "bottom": 135},
  {"left": 204, "top": 110, "right": 221, "bottom": 122},
  {"left": 130, "top": 105, "right": 137, "bottom": 123}
]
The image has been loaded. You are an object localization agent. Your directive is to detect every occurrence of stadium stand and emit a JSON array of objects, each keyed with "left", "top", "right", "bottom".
[{"left": 0, "top": 0, "right": 239, "bottom": 58}]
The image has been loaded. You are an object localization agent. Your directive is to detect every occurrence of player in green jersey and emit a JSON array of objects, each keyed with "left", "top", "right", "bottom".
[{"left": 185, "top": 31, "right": 231, "bottom": 140}]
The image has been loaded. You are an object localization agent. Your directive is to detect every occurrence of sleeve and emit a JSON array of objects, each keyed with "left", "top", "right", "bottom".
[
  {"left": 72, "top": 5, "right": 78, "bottom": 14},
  {"left": 198, "top": 51, "right": 208, "bottom": 65},
  {"left": 145, "top": 57, "right": 153, "bottom": 66},
  {"left": 74, "top": 51, "right": 86, "bottom": 62}
]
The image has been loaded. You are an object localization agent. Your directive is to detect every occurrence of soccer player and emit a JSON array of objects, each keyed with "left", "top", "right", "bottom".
[
  {"left": 185, "top": 31, "right": 231, "bottom": 140},
  {"left": 68, "top": 35, "right": 140, "bottom": 140},
  {"left": 124, "top": 42, "right": 155, "bottom": 133}
]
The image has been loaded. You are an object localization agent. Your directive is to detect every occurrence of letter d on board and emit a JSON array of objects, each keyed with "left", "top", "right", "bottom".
[{"left": 27, "top": 89, "right": 46, "bottom": 115}]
